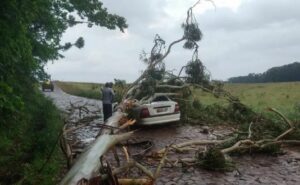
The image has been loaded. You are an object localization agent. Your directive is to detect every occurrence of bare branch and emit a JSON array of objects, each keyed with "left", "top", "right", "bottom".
[
  {"left": 248, "top": 122, "right": 253, "bottom": 139},
  {"left": 268, "top": 108, "right": 295, "bottom": 141},
  {"left": 268, "top": 108, "right": 294, "bottom": 128},
  {"left": 157, "top": 139, "right": 225, "bottom": 154},
  {"left": 154, "top": 145, "right": 170, "bottom": 179},
  {"left": 123, "top": 37, "right": 186, "bottom": 99},
  {"left": 178, "top": 65, "right": 187, "bottom": 77},
  {"left": 152, "top": 37, "right": 186, "bottom": 67},
  {"left": 157, "top": 84, "right": 189, "bottom": 89},
  {"left": 191, "top": 0, "right": 202, "bottom": 9},
  {"left": 134, "top": 161, "right": 154, "bottom": 179},
  {"left": 221, "top": 139, "right": 255, "bottom": 154}
]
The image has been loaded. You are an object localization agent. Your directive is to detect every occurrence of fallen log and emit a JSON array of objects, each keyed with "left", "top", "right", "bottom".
[
  {"left": 60, "top": 131, "right": 134, "bottom": 185},
  {"left": 60, "top": 111, "right": 134, "bottom": 185}
]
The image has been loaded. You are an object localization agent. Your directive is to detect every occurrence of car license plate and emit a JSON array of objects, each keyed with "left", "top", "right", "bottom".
[{"left": 157, "top": 107, "right": 167, "bottom": 113}]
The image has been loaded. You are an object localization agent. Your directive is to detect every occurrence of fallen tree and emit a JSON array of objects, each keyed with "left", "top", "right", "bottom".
[
  {"left": 60, "top": 110, "right": 136, "bottom": 185},
  {"left": 59, "top": 0, "right": 299, "bottom": 184},
  {"left": 59, "top": 1, "right": 209, "bottom": 183},
  {"left": 59, "top": 100, "right": 171, "bottom": 185}
]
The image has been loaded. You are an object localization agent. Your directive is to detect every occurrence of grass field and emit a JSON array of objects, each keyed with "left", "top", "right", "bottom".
[
  {"left": 56, "top": 81, "right": 102, "bottom": 100},
  {"left": 56, "top": 81, "right": 126, "bottom": 102},
  {"left": 56, "top": 81, "right": 300, "bottom": 120},
  {"left": 194, "top": 82, "right": 300, "bottom": 120}
]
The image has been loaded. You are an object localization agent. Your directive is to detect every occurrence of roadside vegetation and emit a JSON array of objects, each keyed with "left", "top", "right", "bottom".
[
  {"left": 0, "top": 89, "right": 64, "bottom": 184},
  {"left": 0, "top": 0, "right": 128, "bottom": 184}
]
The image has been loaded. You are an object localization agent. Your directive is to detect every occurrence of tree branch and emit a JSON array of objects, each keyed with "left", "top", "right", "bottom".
[
  {"left": 152, "top": 37, "right": 186, "bottom": 67},
  {"left": 157, "top": 84, "right": 189, "bottom": 89},
  {"left": 221, "top": 139, "right": 255, "bottom": 154},
  {"left": 123, "top": 37, "right": 186, "bottom": 99},
  {"left": 157, "top": 139, "right": 225, "bottom": 154},
  {"left": 248, "top": 122, "right": 253, "bottom": 139},
  {"left": 268, "top": 108, "right": 295, "bottom": 140}
]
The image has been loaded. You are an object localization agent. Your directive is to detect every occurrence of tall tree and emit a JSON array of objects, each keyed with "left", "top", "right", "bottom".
[
  {"left": 0, "top": 0, "right": 127, "bottom": 123},
  {"left": 0, "top": 1, "right": 127, "bottom": 183}
]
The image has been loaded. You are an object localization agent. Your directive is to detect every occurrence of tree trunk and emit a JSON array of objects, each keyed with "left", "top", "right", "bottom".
[{"left": 60, "top": 111, "right": 133, "bottom": 185}]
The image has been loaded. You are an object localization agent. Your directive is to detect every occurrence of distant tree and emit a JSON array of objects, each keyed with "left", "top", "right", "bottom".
[{"left": 228, "top": 62, "right": 300, "bottom": 83}]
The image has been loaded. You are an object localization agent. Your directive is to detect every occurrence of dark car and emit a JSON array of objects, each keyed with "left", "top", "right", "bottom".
[{"left": 42, "top": 80, "right": 54, "bottom": 91}]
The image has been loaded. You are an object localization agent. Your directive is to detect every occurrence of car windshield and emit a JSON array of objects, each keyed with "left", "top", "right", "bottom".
[{"left": 152, "top": 96, "right": 169, "bottom": 102}]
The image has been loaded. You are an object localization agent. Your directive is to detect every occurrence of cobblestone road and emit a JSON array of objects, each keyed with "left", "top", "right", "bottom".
[{"left": 44, "top": 85, "right": 300, "bottom": 185}]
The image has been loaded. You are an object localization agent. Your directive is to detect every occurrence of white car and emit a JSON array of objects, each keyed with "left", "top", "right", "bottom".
[{"left": 134, "top": 94, "right": 180, "bottom": 125}]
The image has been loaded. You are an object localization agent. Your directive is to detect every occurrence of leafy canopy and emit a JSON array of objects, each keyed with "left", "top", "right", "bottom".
[
  {"left": 0, "top": 0, "right": 128, "bottom": 183},
  {"left": 0, "top": 0, "right": 128, "bottom": 120}
]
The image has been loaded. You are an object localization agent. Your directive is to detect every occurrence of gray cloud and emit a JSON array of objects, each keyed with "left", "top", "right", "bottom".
[
  {"left": 47, "top": 0, "right": 300, "bottom": 82},
  {"left": 196, "top": 0, "right": 300, "bottom": 79},
  {"left": 201, "top": 0, "right": 300, "bottom": 31}
]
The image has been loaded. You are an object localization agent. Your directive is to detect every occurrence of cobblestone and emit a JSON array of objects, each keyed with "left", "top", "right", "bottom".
[{"left": 45, "top": 85, "right": 300, "bottom": 185}]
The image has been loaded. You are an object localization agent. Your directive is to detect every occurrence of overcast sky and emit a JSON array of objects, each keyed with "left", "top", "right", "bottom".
[{"left": 46, "top": 0, "right": 300, "bottom": 83}]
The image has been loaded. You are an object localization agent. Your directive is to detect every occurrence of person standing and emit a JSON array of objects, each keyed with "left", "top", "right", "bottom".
[{"left": 101, "top": 82, "right": 115, "bottom": 121}]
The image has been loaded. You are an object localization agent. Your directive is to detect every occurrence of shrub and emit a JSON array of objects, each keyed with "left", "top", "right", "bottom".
[{"left": 0, "top": 90, "right": 63, "bottom": 184}]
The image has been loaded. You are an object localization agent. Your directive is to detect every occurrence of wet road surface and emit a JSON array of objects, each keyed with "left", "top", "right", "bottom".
[{"left": 44, "top": 85, "right": 300, "bottom": 185}]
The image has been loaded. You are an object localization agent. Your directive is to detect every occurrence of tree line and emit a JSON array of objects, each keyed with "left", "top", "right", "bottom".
[{"left": 228, "top": 62, "right": 300, "bottom": 83}]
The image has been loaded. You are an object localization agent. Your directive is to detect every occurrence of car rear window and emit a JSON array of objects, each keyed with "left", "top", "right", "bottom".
[{"left": 152, "top": 96, "right": 169, "bottom": 102}]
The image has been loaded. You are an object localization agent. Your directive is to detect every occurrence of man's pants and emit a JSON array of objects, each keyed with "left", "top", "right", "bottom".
[{"left": 103, "top": 103, "right": 112, "bottom": 122}]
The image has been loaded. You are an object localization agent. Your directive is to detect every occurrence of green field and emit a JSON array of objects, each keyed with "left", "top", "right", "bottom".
[
  {"left": 194, "top": 82, "right": 300, "bottom": 119},
  {"left": 56, "top": 81, "right": 102, "bottom": 100},
  {"left": 56, "top": 81, "right": 126, "bottom": 102},
  {"left": 56, "top": 81, "right": 300, "bottom": 120}
]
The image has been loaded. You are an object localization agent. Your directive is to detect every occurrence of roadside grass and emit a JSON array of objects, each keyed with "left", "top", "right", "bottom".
[
  {"left": 22, "top": 94, "right": 65, "bottom": 185},
  {"left": 0, "top": 89, "right": 64, "bottom": 184},
  {"left": 56, "top": 81, "right": 102, "bottom": 100}
]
